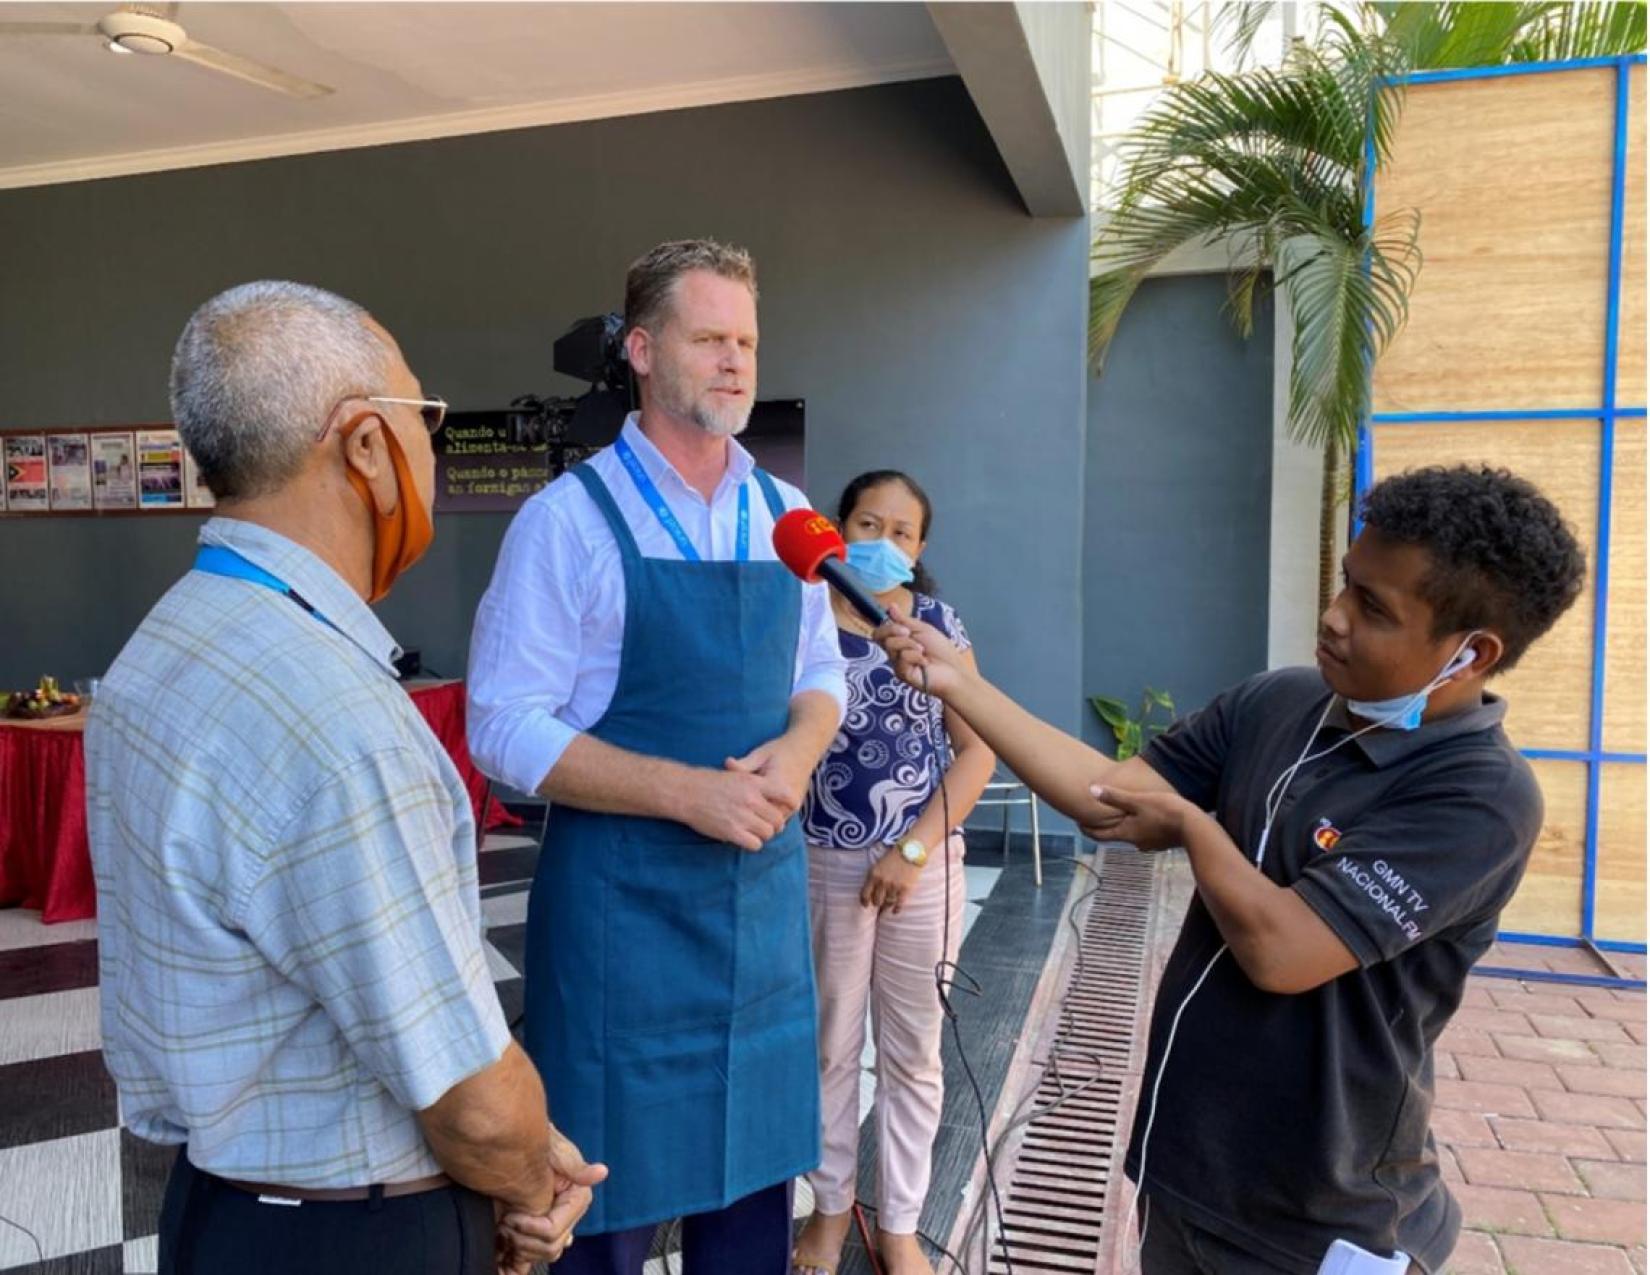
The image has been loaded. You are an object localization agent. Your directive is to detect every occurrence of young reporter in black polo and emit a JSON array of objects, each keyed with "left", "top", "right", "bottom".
[{"left": 875, "top": 467, "right": 1586, "bottom": 1274}]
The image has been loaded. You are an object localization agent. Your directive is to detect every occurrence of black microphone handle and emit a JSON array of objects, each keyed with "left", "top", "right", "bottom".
[{"left": 815, "top": 556, "right": 889, "bottom": 627}]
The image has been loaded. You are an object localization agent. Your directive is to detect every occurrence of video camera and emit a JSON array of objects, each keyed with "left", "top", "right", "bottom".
[{"left": 503, "top": 313, "right": 633, "bottom": 451}]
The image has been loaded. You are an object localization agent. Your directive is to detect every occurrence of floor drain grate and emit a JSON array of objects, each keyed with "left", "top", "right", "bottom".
[{"left": 988, "top": 849, "right": 1157, "bottom": 1274}]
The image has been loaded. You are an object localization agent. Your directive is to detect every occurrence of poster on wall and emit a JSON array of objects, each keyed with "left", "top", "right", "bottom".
[
  {"left": 3, "top": 434, "right": 48, "bottom": 511},
  {"left": 430, "top": 399, "right": 805, "bottom": 514},
  {"left": 137, "top": 429, "right": 185, "bottom": 509},
  {"left": 46, "top": 433, "right": 92, "bottom": 511},
  {"left": 92, "top": 432, "right": 137, "bottom": 509},
  {"left": 183, "top": 449, "right": 215, "bottom": 509},
  {"left": 432, "top": 411, "right": 576, "bottom": 514}
]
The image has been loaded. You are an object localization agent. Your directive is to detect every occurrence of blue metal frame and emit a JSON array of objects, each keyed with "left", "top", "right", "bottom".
[
  {"left": 1373, "top": 407, "right": 1646, "bottom": 423},
  {"left": 1352, "top": 123, "right": 1380, "bottom": 543},
  {"left": 1583, "top": 55, "right": 1633, "bottom": 945},
  {"left": 1400, "top": 54, "right": 1645, "bottom": 86},
  {"left": 1357, "top": 55, "right": 1647, "bottom": 982},
  {"left": 1473, "top": 965, "right": 1642, "bottom": 990},
  {"left": 1500, "top": 930, "right": 1647, "bottom": 955},
  {"left": 1523, "top": 748, "right": 1646, "bottom": 764}
]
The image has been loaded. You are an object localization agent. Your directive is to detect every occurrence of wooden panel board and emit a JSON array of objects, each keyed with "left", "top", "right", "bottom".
[
  {"left": 1374, "top": 69, "right": 1616, "bottom": 413},
  {"left": 1596, "top": 762, "right": 1647, "bottom": 943},
  {"left": 1604, "top": 420, "right": 1646, "bottom": 753},
  {"left": 1503, "top": 759, "right": 1586, "bottom": 935},
  {"left": 1618, "top": 63, "right": 1646, "bottom": 409},
  {"left": 1371, "top": 420, "right": 1598, "bottom": 751}
]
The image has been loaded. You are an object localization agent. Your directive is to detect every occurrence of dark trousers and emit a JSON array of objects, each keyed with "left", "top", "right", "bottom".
[
  {"left": 553, "top": 1181, "right": 794, "bottom": 1275},
  {"left": 1138, "top": 1193, "right": 1424, "bottom": 1275},
  {"left": 157, "top": 1150, "right": 495, "bottom": 1275}
]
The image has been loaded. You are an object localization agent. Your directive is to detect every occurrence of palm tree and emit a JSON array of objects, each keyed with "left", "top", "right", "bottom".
[
  {"left": 1365, "top": 1, "right": 1646, "bottom": 67},
  {"left": 1090, "top": 1, "right": 1647, "bottom": 616}
]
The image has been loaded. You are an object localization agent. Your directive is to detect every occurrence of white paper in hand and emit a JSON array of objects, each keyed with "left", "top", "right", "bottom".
[{"left": 1317, "top": 1239, "right": 1411, "bottom": 1275}]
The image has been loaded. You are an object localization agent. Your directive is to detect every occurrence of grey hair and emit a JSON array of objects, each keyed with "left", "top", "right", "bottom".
[{"left": 169, "top": 280, "right": 390, "bottom": 500}]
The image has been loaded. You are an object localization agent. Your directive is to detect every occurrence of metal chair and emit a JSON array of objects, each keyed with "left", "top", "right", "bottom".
[
  {"left": 477, "top": 778, "right": 551, "bottom": 853},
  {"left": 974, "top": 770, "right": 1042, "bottom": 886}
]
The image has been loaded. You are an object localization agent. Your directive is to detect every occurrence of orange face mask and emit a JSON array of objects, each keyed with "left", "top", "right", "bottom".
[{"left": 340, "top": 413, "right": 434, "bottom": 603}]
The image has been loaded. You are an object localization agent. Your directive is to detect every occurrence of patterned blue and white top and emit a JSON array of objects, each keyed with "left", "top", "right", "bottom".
[{"left": 801, "top": 593, "right": 971, "bottom": 850}]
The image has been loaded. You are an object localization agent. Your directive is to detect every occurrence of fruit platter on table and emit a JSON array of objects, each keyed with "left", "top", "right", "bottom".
[{"left": 3, "top": 676, "right": 83, "bottom": 720}]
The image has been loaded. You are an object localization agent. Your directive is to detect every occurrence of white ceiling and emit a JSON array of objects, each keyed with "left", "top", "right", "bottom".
[{"left": 0, "top": 1, "right": 953, "bottom": 188}]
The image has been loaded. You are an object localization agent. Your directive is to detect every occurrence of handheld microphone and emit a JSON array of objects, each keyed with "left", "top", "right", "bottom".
[{"left": 771, "top": 508, "right": 888, "bottom": 627}]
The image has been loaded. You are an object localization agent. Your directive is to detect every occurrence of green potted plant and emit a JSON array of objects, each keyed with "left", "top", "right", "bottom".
[{"left": 1089, "top": 687, "right": 1176, "bottom": 761}]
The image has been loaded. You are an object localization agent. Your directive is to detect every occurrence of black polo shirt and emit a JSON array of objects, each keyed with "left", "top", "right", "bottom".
[{"left": 1124, "top": 667, "right": 1542, "bottom": 1274}]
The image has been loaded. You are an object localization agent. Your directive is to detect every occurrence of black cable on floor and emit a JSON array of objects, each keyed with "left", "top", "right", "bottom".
[
  {"left": 853, "top": 1199, "right": 967, "bottom": 1274},
  {"left": 919, "top": 663, "right": 1013, "bottom": 1275},
  {"left": 0, "top": 1211, "right": 45, "bottom": 1265},
  {"left": 853, "top": 1202, "right": 884, "bottom": 1275},
  {"left": 947, "top": 857, "right": 1113, "bottom": 1270}
]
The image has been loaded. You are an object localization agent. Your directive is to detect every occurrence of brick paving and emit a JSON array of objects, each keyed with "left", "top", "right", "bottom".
[
  {"left": 1117, "top": 858, "right": 1647, "bottom": 1274},
  {"left": 1431, "top": 942, "right": 1645, "bottom": 1274}
]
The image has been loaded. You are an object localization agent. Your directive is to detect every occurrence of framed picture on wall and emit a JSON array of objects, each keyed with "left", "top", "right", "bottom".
[
  {"left": 47, "top": 433, "right": 92, "bottom": 512},
  {"left": 91, "top": 432, "right": 137, "bottom": 510},
  {"left": 3, "top": 434, "right": 47, "bottom": 511},
  {"left": 136, "top": 429, "right": 185, "bottom": 510}
]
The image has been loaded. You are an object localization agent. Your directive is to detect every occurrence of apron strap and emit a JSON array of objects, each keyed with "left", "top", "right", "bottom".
[
  {"left": 571, "top": 464, "right": 642, "bottom": 569},
  {"left": 752, "top": 468, "right": 788, "bottom": 522}
]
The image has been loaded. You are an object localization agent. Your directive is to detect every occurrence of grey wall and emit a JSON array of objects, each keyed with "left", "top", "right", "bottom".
[
  {"left": 1083, "top": 273, "right": 1274, "bottom": 750},
  {"left": 1015, "top": 0, "right": 1093, "bottom": 199},
  {"left": 0, "top": 77, "right": 1091, "bottom": 788}
]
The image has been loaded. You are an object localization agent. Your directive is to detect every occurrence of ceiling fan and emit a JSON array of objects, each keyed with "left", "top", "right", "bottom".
[{"left": 0, "top": 3, "right": 333, "bottom": 99}]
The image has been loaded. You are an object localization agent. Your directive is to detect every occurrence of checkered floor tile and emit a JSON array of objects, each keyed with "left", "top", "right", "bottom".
[{"left": 0, "top": 832, "right": 1007, "bottom": 1272}]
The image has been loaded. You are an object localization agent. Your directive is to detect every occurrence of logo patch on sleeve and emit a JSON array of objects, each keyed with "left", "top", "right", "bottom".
[{"left": 1312, "top": 818, "right": 1343, "bottom": 852}]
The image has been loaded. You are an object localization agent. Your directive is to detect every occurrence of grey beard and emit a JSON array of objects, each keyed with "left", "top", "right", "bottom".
[{"left": 690, "top": 398, "right": 752, "bottom": 438}]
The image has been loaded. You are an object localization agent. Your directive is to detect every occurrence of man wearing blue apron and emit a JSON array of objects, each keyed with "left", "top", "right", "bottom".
[{"left": 468, "top": 240, "right": 847, "bottom": 1273}]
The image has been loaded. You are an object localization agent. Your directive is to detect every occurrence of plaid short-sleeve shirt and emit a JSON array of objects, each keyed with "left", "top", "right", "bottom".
[{"left": 85, "top": 517, "right": 510, "bottom": 1187}]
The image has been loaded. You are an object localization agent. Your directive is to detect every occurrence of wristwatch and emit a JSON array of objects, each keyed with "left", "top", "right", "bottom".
[{"left": 896, "top": 836, "right": 929, "bottom": 868}]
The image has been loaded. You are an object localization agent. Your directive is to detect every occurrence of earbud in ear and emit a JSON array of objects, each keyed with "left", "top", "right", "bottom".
[{"left": 1445, "top": 646, "right": 1477, "bottom": 677}]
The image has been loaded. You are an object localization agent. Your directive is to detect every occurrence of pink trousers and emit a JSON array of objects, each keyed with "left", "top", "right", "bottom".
[{"left": 805, "top": 837, "right": 966, "bottom": 1234}]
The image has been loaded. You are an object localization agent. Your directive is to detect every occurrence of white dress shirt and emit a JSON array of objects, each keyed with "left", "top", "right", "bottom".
[{"left": 467, "top": 414, "right": 848, "bottom": 795}]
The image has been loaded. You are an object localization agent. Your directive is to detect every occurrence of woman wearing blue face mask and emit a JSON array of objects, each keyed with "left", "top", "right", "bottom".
[{"left": 792, "top": 471, "right": 996, "bottom": 1275}]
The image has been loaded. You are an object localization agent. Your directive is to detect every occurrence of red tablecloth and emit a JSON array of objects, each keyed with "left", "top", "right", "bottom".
[
  {"left": 0, "top": 679, "right": 521, "bottom": 924},
  {"left": 0, "top": 717, "right": 88, "bottom": 925},
  {"left": 406, "top": 680, "right": 523, "bottom": 840}
]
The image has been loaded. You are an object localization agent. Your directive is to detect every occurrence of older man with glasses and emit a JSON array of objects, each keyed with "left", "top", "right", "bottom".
[{"left": 85, "top": 280, "right": 603, "bottom": 1274}]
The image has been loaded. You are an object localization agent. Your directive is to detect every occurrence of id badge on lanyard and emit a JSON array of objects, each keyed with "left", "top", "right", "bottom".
[
  {"left": 193, "top": 545, "right": 341, "bottom": 635},
  {"left": 615, "top": 434, "right": 749, "bottom": 562}
]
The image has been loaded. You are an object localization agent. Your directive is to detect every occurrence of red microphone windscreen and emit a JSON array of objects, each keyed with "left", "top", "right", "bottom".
[{"left": 772, "top": 508, "right": 846, "bottom": 583}]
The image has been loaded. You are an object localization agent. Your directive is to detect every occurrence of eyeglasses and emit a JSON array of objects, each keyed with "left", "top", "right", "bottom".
[
  {"left": 316, "top": 393, "right": 449, "bottom": 443},
  {"left": 367, "top": 395, "right": 447, "bottom": 435}
]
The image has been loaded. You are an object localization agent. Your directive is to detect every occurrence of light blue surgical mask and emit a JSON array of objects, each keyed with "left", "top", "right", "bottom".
[
  {"left": 845, "top": 537, "right": 915, "bottom": 594},
  {"left": 1346, "top": 635, "right": 1480, "bottom": 731}
]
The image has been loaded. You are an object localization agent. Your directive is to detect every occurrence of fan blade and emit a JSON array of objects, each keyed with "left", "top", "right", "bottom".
[
  {"left": 171, "top": 39, "right": 332, "bottom": 99},
  {"left": 0, "top": 22, "right": 99, "bottom": 35}
]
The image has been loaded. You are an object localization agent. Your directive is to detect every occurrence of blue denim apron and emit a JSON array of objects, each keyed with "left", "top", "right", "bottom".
[{"left": 523, "top": 463, "right": 820, "bottom": 1235}]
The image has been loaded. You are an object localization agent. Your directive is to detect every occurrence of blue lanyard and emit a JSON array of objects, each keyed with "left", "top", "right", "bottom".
[
  {"left": 193, "top": 545, "right": 342, "bottom": 637},
  {"left": 614, "top": 434, "right": 749, "bottom": 563}
]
